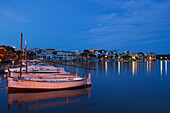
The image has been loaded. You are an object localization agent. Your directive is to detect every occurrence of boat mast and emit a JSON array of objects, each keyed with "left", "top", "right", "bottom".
[
  {"left": 83, "top": 62, "right": 85, "bottom": 78},
  {"left": 71, "top": 60, "right": 73, "bottom": 73},
  {"left": 25, "top": 38, "right": 28, "bottom": 74},
  {"left": 19, "top": 32, "right": 23, "bottom": 79}
]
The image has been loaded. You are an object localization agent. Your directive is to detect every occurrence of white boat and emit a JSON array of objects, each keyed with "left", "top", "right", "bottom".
[
  {"left": 10, "top": 63, "right": 70, "bottom": 75},
  {"left": 9, "top": 72, "right": 79, "bottom": 79},
  {"left": 8, "top": 72, "right": 91, "bottom": 90}
]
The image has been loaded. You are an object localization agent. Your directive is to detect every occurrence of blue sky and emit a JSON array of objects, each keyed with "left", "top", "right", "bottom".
[{"left": 0, "top": 0, "right": 170, "bottom": 54}]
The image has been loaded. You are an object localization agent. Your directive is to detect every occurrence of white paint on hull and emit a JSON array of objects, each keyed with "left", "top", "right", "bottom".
[{"left": 8, "top": 75, "right": 91, "bottom": 90}]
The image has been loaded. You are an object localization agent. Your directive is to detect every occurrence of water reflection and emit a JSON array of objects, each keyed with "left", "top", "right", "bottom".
[
  {"left": 8, "top": 88, "right": 91, "bottom": 112},
  {"left": 132, "top": 61, "right": 137, "bottom": 76},
  {"left": 1, "top": 61, "right": 170, "bottom": 113},
  {"left": 160, "top": 61, "right": 163, "bottom": 76},
  {"left": 118, "top": 61, "right": 120, "bottom": 75},
  {"left": 105, "top": 61, "right": 107, "bottom": 75},
  {"left": 165, "top": 61, "right": 167, "bottom": 76},
  {"left": 147, "top": 61, "right": 148, "bottom": 75},
  {"left": 149, "top": 61, "right": 152, "bottom": 74}
]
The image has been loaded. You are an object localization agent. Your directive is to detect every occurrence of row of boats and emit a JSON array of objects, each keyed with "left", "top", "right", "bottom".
[
  {"left": 8, "top": 33, "right": 91, "bottom": 91},
  {"left": 8, "top": 63, "right": 91, "bottom": 91}
]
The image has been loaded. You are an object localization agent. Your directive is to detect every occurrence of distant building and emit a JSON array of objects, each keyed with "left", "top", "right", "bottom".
[
  {"left": 125, "top": 50, "right": 133, "bottom": 56},
  {"left": 71, "top": 50, "right": 82, "bottom": 60},
  {"left": 46, "top": 49, "right": 75, "bottom": 61},
  {"left": 112, "top": 50, "right": 121, "bottom": 59},
  {"left": 146, "top": 53, "right": 156, "bottom": 61},
  {"left": 137, "top": 52, "right": 145, "bottom": 61},
  {"left": 15, "top": 47, "right": 25, "bottom": 52},
  {"left": 108, "top": 51, "right": 114, "bottom": 59},
  {"left": 33, "top": 48, "right": 40, "bottom": 53},
  {"left": 45, "top": 48, "right": 55, "bottom": 54},
  {"left": 90, "top": 48, "right": 97, "bottom": 53}
]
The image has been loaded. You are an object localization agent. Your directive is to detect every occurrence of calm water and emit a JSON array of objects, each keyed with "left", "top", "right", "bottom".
[{"left": 0, "top": 61, "right": 170, "bottom": 113}]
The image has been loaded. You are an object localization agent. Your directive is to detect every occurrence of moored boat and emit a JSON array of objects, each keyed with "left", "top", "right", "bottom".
[
  {"left": 8, "top": 72, "right": 91, "bottom": 90},
  {"left": 10, "top": 63, "right": 70, "bottom": 75}
]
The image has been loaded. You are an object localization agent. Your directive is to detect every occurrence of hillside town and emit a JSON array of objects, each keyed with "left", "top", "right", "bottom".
[{"left": 1, "top": 45, "right": 168, "bottom": 63}]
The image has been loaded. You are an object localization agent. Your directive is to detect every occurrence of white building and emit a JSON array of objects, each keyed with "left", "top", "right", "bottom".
[{"left": 45, "top": 48, "right": 55, "bottom": 54}]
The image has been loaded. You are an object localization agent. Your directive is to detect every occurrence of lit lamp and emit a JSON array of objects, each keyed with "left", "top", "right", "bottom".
[{"left": 132, "top": 56, "right": 136, "bottom": 60}]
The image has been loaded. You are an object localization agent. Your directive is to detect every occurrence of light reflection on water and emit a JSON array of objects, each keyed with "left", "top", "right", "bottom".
[
  {"left": 147, "top": 61, "right": 149, "bottom": 74},
  {"left": 0, "top": 61, "right": 170, "bottom": 113},
  {"left": 165, "top": 60, "right": 168, "bottom": 75},
  {"left": 118, "top": 61, "right": 120, "bottom": 75},
  {"left": 161, "top": 61, "right": 163, "bottom": 76},
  {"left": 132, "top": 61, "right": 137, "bottom": 76},
  {"left": 105, "top": 61, "right": 107, "bottom": 75}
]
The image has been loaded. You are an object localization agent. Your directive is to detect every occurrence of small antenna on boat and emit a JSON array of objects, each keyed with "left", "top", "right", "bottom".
[{"left": 20, "top": 32, "right": 23, "bottom": 79}]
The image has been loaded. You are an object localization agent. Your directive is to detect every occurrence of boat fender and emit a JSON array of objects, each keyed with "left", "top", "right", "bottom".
[
  {"left": 86, "top": 75, "right": 88, "bottom": 78},
  {"left": 88, "top": 73, "right": 91, "bottom": 80}
]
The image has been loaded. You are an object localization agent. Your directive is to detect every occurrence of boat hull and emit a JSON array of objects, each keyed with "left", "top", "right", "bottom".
[{"left": 8, "top": 77, "right": 91, "bottom": 90}]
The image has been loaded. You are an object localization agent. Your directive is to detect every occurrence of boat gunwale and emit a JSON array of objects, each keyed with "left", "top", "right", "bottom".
[
  {"left": 13, "top": 71, "right": 73, "bottom": 75},
  {"left": 8, "top": 76, "right": 88, "bottom": 83}
]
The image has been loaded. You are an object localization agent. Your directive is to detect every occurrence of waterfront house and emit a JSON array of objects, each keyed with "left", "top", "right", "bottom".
[
  {"left": 71, "top": 50, "right": 82, "bottom": 60},
  {"left": 108, "top": 51, "right": 113, "bottom": 59},
  {"left": 137, "top": 52, "right": 145, "bottom": 61},
  {"left": 146, "top": 52, "right": 156, "bottom": 61},
  {"left": 125, "top": 50, "right": 133, "bottom": 56},
  {"left": 45, "top": 48, "right": 55, "bottom": 54},
  {"left": 49, "top": 49, "right": 75, "bottom": 61},
  {"left": 112, "top": 50, "right": 121, "bottom": 59}
]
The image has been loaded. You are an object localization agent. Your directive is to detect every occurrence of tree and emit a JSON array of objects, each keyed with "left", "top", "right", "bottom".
[{"left": 115, "top": 53, "right": 118, "bottom": 59}]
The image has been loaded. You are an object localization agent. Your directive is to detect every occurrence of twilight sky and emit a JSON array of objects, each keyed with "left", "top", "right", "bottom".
[{"left": 0, "top": 0, "right": 170, "bottom": 54}]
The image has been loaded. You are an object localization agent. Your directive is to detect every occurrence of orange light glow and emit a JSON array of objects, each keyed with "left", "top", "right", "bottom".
[
  {"left": 149, "top": 61, "right": 151, "bottom": 74},
  {"left": 132, "top": 56, "right": 136, "bottom": 60},
  {"left": 132, "top": 61, "right": 137, "bottom": 76},
  {"left": 149, "top": 57, "right": 152, "bottom": 60}
]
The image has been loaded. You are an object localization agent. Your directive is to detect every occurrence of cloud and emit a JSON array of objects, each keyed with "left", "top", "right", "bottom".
[
  {"left": 87, "top": 0, "right": 170, "bottom": 49},
  {"left": 0, "top": 10, "right": 27, "bottom": 23},
  {"left": 0, "top": 1, "right": 27, "bottom": 23}
]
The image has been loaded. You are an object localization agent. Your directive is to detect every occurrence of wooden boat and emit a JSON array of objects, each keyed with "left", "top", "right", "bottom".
[
  {"left": 10, "top": 63, "right": 70, "bottom": 74},
  {"left": 8, "top": 72, "right": 91, "bottom": 90},
  {"left": 8, "top": 71, "right": 78, "bottom": 78}
]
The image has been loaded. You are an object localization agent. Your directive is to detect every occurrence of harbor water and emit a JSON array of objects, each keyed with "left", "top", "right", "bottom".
[{"left": 0, "top": 61, "right": 170, "bottom": 113}]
